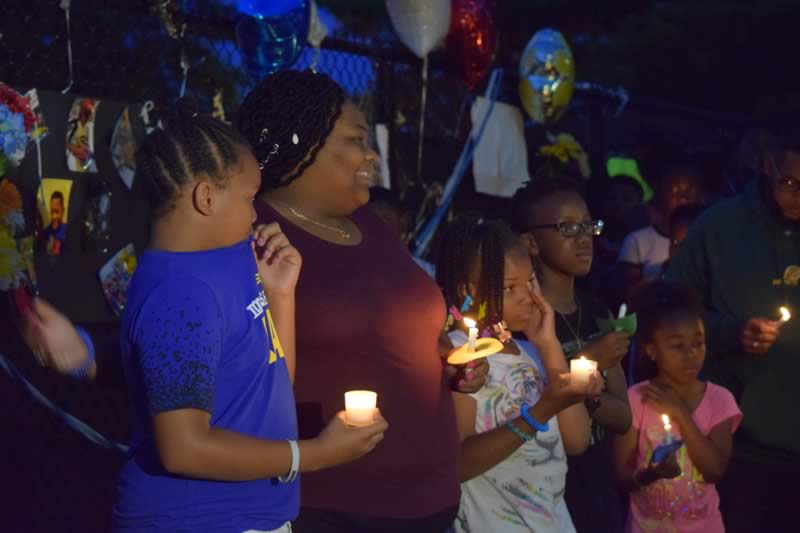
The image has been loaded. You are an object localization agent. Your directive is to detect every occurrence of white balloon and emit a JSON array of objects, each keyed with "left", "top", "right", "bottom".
[
  {"left": 307, "top": 0, "right": 328, "bottom": 49},
  {"left": 386, "top": 0, "right": 451, "bottom": 58}
]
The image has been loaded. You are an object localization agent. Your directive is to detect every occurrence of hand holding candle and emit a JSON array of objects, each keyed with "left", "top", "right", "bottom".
[
  {"left": 312, "top": 408, "right": 388, "bottom": 470},
  {"left": 344, "top": 391, "right": 377, "bottom": 427},
  {"left": 740, "top": 317, "right": 781, "bottom": 354}
]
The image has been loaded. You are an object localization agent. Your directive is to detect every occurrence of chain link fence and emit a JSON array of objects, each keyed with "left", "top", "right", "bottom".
[{"left": 3, "top": 1, "right": 480, "bottom": 198}]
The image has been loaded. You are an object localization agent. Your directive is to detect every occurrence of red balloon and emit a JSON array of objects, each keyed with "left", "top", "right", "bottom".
[{"left": 446, "top": 0, "right": 496, "bottom": 91}]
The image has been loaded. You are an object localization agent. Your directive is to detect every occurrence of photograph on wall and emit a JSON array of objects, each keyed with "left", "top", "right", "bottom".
[
  {"left": 98, "top": 243, "right": 137, "bottom": 316},
  {"left": 36, "top": 178, "right": 72, "bottom": 256},
  {"left": 111, "top": 106, "right": 136, "bottom": 189},
  {"left": 83, "top": 179, "right": 112, "bottom": 252},
  {"left": 66, "top": 98, "right": 99, "bottom": 172}
]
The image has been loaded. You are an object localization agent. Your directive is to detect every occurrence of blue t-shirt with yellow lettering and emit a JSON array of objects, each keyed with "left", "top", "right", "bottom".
[{"left": 113, "top": 239, "right": 298, "bottom": 532}]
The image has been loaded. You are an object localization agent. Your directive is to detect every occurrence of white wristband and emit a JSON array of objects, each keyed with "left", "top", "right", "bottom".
[{"left": 279, "top": 440, "right": 299, "bottom": 484}]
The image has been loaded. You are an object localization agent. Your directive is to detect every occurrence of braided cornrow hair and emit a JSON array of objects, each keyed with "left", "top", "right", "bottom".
[
  {"left": 136, "top": 100, "right": 249, "bottom": 218},
  {"left": 234, "top": 69, "right": 345, "bottom": 190},
  {"left": 436, "top": 216, "right": 521, "bottom": 330}
]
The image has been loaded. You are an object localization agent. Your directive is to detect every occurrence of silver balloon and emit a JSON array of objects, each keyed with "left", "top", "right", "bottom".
[{"left": 386, "top": 0, "right": 451, "bottom": 58}]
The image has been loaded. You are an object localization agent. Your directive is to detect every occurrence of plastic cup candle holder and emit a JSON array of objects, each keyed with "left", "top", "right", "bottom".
[{"left": 344, "top": 391, "right": 377, "bottom": 427}]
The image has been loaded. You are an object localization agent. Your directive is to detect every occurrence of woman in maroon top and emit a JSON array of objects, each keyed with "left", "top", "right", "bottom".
[
  {"left": 233, "top": 70, "right": 477, "bottom": 532},
  {"left": 22, "top": 71, "right": 484, "bottom": 532}
]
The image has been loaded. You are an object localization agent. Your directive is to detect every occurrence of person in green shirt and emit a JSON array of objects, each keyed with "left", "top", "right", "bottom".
[{"left": 664, "top": 130, "right": 800, "bottom": 533}]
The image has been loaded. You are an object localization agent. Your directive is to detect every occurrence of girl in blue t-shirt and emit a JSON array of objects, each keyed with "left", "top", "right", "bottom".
[{"left": 112, "top": 107, "right": 387, "bottom": 532}]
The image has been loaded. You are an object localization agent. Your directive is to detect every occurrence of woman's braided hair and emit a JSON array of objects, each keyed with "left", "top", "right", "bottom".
[
  {"left": 136, "top": 100, "right": 248, "bottom": 219},
  {"left": 234, "top": 69, "right": 345, "bottom": 191}
]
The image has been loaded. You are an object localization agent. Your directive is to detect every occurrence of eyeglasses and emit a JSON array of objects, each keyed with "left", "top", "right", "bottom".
[
  {"left": 526, "top": 220, "right": 604, "bottom": 238},
  {"left": 769, "top": 159, "right": 800, "bottom": 193}
]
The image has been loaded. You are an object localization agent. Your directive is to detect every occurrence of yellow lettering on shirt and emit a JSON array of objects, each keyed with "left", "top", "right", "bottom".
[{"left": 262, "top": 309, "right": 285, "bottom": 364}]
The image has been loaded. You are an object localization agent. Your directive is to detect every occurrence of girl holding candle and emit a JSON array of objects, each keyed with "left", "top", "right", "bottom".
[
  {"left": 511, "top": 175, "right": 632, "bottom": 533},
  {"left": 96, "top": 108, "right": 387, "bottom": 531},
  {"left": 24, "top": 71, "right": 486, "bottom": 533},
  {"left": 614, "top": 281, "right": 742, "bottom": 533},
  {"left": 436, "top": 217, "right": 602, "bottom": 533}
]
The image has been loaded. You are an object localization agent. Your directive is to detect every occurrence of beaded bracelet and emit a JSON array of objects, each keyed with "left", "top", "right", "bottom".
[{"left": 505, "top": 419, "right": 535, "bottom": 442}]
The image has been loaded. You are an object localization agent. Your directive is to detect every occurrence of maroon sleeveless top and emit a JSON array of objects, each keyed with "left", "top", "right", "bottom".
[{"left": 255, "top": 201, "right": 460, "bottom": 518}]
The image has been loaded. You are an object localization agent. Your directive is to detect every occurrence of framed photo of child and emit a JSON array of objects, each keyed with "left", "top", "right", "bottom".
[{"left": 36, "top": 178, "right": 73, "bottom": 256}]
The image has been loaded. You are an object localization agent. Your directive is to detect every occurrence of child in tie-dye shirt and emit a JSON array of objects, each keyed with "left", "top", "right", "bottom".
[
  {"left": 437, "top": 218, "right": 603, "bottom": 532},
  {"left": 614, "top": 281, "right": 742, "bottom": 533}
]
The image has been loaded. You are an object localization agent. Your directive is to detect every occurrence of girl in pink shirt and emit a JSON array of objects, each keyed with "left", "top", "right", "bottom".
[{"left": 614, "top": 281, "right": 742, "bottom": 533}]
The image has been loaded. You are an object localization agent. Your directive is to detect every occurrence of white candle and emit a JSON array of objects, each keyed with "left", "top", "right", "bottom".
[
  {"left": 780, "top": 306, "right": 791, "bottom": 324},
  {"left": 344, "top": 391, "right": 377, "bottom": 427},
  {"left": 464, "top": 318, "right": 478, "bottom": 353},
  {"left": 662, "top": 414, "right": 673, "bottom": 445},
  {"left": 618, "top": 303, "right": 627, "bottom": 319},
  {"left": 569, "top": 356, "right": 597, "bottom": 387}
]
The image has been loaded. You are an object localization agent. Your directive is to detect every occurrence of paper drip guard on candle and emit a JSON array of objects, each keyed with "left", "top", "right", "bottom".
[
  {"left": 596, "top": 313, "right": 637, "bottom": 335},
  {"left": 652, "top": 439, "right": 684, "bottom": 464},
  {"left": 448, "top": 337, "right": 504, "bottom": 365},
  {"left": 344, "top": 390, "right": 377, "bottom": 427}
]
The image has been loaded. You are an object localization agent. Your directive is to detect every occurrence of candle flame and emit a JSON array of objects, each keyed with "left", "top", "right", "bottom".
[
  {"left": 661, "top": 414, "right": 670, "bottom": 426},
  {"left": 780, "top": 306, "right": 791, "bottom": 322},
  {"left": 464, "top": 317, "right": 476, "bottom": 328}
]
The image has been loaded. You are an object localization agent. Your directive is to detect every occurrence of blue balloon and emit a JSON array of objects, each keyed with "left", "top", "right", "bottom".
[
  {"left": 235, "top": 1, "right": 310, "bottom": 79},
  {"left": 237, "top": 0, "right": 303, "bottom": 18}
]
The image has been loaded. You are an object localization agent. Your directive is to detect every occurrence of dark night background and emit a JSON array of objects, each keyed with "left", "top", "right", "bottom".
[{"left": 1, "top": 1, "right": 799, "bottom": 531}]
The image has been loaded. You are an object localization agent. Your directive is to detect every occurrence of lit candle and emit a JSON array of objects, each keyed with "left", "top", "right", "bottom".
[
  {"left": 618, "top": 303, "right": 627, "bottom": 319},
  {"left": 779, "top": 306, "right": 791, "bottom": 324},
  {"left": 662, "top": 414, "right": 673, "bottom": 445},
  {"left": 344, "top": 391, "right": 377, "bottom": 427},
  {"left": 569, "top": 356, "right": 598, "bottom": 387},
  {"left": 464, "top": 318, "right": 478, "bottom": 353}
]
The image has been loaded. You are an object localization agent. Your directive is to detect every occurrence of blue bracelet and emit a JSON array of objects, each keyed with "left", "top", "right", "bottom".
[
  {"left": 71, "top": 327, "right": 96, "bottom": 379},
  {"left": 505, "top": 419, "right": 535, "bottom": 442},
  {"left": 520, "top": 404, "right": 550, "bottom": 433}
]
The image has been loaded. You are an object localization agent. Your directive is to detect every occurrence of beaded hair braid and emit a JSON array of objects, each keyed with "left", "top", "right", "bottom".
[
  {"left": 234, "top": 69, "right": 346, "bottom": 190},
  {"left": 136, "top": 101, "right": 249, "bottom": 219},
  {"left": 436, "top": 216, "right": 521, "bottom": 330}
]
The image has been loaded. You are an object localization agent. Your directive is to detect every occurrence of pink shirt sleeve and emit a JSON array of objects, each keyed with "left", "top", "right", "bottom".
[{"left": 705, "top": 383, "right": 743, "bottom": 434}]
